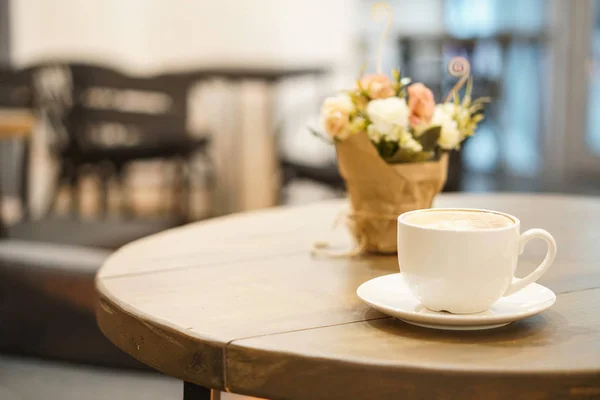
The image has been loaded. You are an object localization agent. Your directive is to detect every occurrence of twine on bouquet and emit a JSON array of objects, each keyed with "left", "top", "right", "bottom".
[
  {"left": 311, "top": 207, "right": 366, "bottom": 258},
  {"left": 311, "top": 208, "right": 399, "bottom": 258}
]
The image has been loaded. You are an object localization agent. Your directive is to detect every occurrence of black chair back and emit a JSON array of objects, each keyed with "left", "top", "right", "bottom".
[
  {"left": 0, "top": 66, "right": 32, "bottom": 109},
  {"left": 67, "top": 64, "right": 190, "bottom": 152},
  {"left": 31, "top": 63, "right": 191, "bottom": 155}
]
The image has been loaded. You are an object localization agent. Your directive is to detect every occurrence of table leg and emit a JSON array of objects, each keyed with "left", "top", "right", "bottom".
[
  {"left": 19, "top": 138, "right": 30, "bottom": 219},
  {"left": 0, "top": 180, "right": 5, "bottom": 238},
  {"left": 183, "top": 382, "right": 220, "bottom": 400}
]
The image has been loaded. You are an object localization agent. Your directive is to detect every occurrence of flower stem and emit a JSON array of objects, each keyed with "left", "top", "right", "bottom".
[{"left": 371, "top": 2, "right": 393, "bottom": 75}]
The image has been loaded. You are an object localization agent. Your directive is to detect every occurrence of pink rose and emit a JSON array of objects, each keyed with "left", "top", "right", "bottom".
[
  {"left": 360, "top": 74, "right": 395, "bottom": 99},
  {"left": 407, "top": 83, "right": 435, "bottom": 127}
]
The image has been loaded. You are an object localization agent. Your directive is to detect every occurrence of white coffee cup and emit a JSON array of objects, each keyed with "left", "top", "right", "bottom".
[{"left": 397, "top": 208, "right": 557, "bottom": 314}]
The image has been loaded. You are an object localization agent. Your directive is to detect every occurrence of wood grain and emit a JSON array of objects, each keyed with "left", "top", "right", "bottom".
[
  {"left": 95, "top": 194, "right": 600, "bottom": 398},
  {"left": 226, "top": 288, "right": 600, "bottom": 399}
]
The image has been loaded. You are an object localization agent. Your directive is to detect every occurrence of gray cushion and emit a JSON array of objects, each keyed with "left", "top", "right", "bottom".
[
  {"left": 0, "top": 240, "right": 144, "bottom": 368},
  {"left": 0, "top": 355, "right": 180, "bottom": 400},
  {"left": 0, "top": 239, "right": 110, "bottom": 272},
  {"left": 7, "top": 217, "right": 181, "bottom": 249}
]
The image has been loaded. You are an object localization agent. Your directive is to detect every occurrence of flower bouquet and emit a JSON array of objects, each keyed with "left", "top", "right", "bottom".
[{"left": 310, "top": 5, "right": 488, "bottom": 255}]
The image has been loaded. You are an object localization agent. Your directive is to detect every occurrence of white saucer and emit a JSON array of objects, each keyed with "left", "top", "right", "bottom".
[{"left": 357, "top": 273, "right": 556, "bottom": 330}]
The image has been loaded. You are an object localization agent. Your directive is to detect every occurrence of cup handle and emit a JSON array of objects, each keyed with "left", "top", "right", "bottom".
[{"left": 503, "top": 229, "right": 557, "bottom": 297}]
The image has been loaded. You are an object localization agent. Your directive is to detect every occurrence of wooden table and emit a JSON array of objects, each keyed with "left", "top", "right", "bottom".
[
  {"left": 95, "top": 194, "right": 600, "bottom": 399},
  {"left": 0, "top": 111, "right": 36, "bottom": 140}
]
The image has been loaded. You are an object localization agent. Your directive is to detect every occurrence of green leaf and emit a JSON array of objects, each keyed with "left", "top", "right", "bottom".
[
  {"left": 384, "top": 148, "right": 436, "bottom": 164},
  {"left": 358, "top": 64, "right": 367, "bottom": 79},
  {"left": 468, "top": 103, "right": 486, "bottom": 114},
  {"left": 462, "top": 77, "right": 473, "bottom": 107},
  {"left": 416, "top": 126, "right": 441, "bottom": 151},
  {"left": 308, "top": 127, "right": 333, "bottom": 145},
  {"left": 356, "top": 79, "right": 364, "bottom": 92},
  {"left": 376, "top": 140, "right": 399, "bottom": 159},
  {"left": 472, "top": 114, "right": 484, "bottom": 123}
]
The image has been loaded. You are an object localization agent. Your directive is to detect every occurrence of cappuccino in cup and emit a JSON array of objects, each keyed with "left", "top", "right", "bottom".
[
  {"left": 397, "top": 208, "right": 557, "bottom": 314},
  {"left": 403, "top": 210, "right": 514, "bottom": 231}
]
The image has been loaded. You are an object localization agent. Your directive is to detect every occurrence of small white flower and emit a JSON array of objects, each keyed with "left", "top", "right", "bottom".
[
  {"left": 439, "top": 102, "right": 458, "bottom": 116},
  {"left": 366, "top": 97, "right": 410, "bottom": 135},
  {"left": 432, "top": 104, "right": 461, "bottom": 150},
  {"left": 349, "top": 116, "right": 367, "bottom": 134},
  {"left": 439, "top": 103, "right": 470, "bottom": 127},
  {"left": 367, "top": 124, "right": 383, "bottom": 143},
  {"left": 399, "top": 131, "right": 423, "bottom": 152},
  {"left": 382, "top": 125, "right": 404, "bottom": 142}
]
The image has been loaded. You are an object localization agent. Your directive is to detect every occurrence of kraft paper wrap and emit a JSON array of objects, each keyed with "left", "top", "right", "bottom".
[{"left": 335, "top": 133, "right": 448, "bottom": 254}]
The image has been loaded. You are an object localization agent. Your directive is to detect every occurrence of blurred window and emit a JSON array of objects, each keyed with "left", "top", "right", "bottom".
[
  {"left": 445, "top": 0, "right": 547, "bottom": 176},
  {"left": 587, "top": 0, "right": 600, "bottom": 154}
]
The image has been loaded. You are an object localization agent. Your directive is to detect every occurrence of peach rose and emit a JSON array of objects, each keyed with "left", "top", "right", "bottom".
[
  {"left": 321, "top": 94, "right": 354, "bottom": 139},
  {"left": 360, "top": 74, "right": 395, "bottom": 99},
  {"left": 407, "top": 83, "right": 435, "bottom": 127},
  {"left": 323, "top": 112, "right": 350, "bottom": 139}
]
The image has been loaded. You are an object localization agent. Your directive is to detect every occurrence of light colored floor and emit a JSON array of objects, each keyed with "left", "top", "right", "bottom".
[{"left": 0, "top": 355, "right": 260, "bottom": 400}]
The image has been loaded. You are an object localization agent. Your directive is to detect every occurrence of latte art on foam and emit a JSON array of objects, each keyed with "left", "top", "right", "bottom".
[{"left": 404, "top": 210, "right": 514, "bottom": 231}]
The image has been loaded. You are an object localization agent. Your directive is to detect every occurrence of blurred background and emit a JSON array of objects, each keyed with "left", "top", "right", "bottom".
[{"left": 0, "top": 0, "right": 599, "bottom": 399}]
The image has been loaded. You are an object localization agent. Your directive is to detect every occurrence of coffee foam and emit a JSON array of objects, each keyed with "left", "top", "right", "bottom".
[{"left": 403, "top": 210, "right": 514, "bottom": 231}]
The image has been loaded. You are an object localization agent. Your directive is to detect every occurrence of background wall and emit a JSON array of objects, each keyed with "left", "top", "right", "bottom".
[{"left": 9, "top": 0, "right": 358, "bottom": 75}]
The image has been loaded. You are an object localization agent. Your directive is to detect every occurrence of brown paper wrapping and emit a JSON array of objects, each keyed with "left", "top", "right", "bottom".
[{"left": 335, "top": 133, "right": 448, "bottom": 254}]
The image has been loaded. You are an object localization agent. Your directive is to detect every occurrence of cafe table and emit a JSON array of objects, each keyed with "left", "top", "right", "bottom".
[{"left": 95, "top": 193, "right": 600, "bottom": 400}]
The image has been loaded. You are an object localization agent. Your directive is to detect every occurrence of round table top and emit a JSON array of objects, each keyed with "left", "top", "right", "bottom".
[{"left": 96, "top": 193, "right": 600, "bottom": 399}]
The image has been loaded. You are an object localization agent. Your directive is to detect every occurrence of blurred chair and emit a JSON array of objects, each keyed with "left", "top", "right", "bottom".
[
  {"left": 0, "top": 67, "right": 196, "bottom": 369},
  {"left": 33, "top": 63, "right": 213, "bottom": 219},
  {"left": 0, "top": 240, "right": 144, "bottom": 368},
  {"left": 0, "top": 180, "right": 178, "bottom": 374},
  {"left": 0, "top": 66, "right": 32, "bottom": 109},
  {"left": 1, "top": 66, "right": 189, "bottom": 248},
  {"left": 280, "top": 159, "right": 345, "bottom": 192},
  {"left": 0, "top": 66, "right": 34, "bottom": 217}
]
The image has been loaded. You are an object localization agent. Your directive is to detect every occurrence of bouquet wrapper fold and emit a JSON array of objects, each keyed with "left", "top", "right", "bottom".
[{"left": 335, "top": 133, "right": 448, "bottom": 254}]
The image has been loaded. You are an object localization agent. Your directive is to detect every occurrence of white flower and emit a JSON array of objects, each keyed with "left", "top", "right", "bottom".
[
  {"left": 367, "top": 124, "right": 423, "bottom": 153},
  {"left": 366, "top": 97, "right": 410, "bottom": 135},
  {"left": 349, "top": 116, "right": 367, "bottom": 134},
  {"left": 367, "top": 124, "right": 383, "bottom": 143},
  {"left": 440, "top": 102, "right": 469, "bottom": 121},
  {"left": 399, "top": 131, "right": 423, "bottom": 152},
  {"left": 432, "top": 104, "right": 461, "bottom": 150}
]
